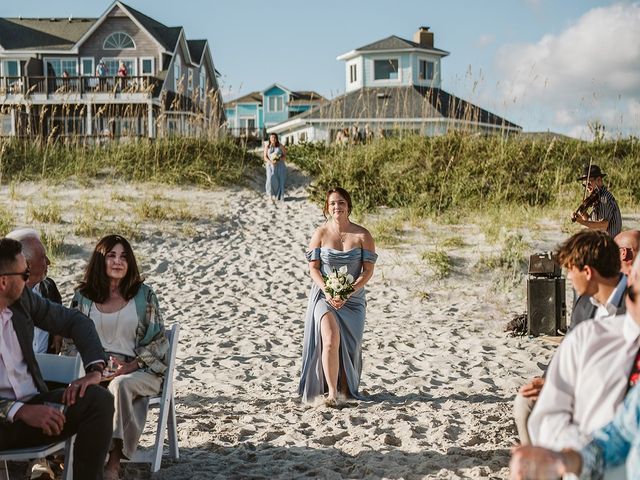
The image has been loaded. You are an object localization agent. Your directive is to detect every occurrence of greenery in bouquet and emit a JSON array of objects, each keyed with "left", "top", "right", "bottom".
[{"left": 323, "top": 265, "right": 355, "bottom": 300}]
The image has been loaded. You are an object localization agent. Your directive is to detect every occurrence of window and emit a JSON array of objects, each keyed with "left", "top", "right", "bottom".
[
  {"left": 373, "top": 59, "right": 399, "bottom": 80},
  {"left": 419, "top": 60, "right": 434, "bottom": 81},
  {"left": 103, "top": 59, "right": 135, "bottom": 76},
  {"left": 2, "top": 60, "right": 19, "bottom": 77},
  {"left": 188, "top": 68, "right": 194, "bottom": 93},
  {"left": 267, "top": 96, "right": 284, "bottom": 112},
  {"left": 199, "top": 67, "right": 206, "bottom": 99},
  {"left": 45, "top": 58, "right": 78, "bottom": 77},
  {"left": 81, "top": 58, "right": 94, "bottom": 76},
  {"left": 349, "top": 64, "right": 357, "bottom": 83},
  {"left": 103, "top": 32, "right": 135, "bottom": 50},
  {"left": 140, "top": 58, "right": 154, "bottom": 76},
  {"left": 174, "top": 55, "right": 182, "bottom": 90}
]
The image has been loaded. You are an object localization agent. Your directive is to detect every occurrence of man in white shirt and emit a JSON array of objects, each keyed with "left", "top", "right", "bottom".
[
  {"left": 0, "top": 238, "right": 113, "bottom": 479},
  {"left": 513, "top": 229, "right": 633, "bottom": 445},
  {"left": 528, "top": 230, "right": 637, "bottom": 451}
]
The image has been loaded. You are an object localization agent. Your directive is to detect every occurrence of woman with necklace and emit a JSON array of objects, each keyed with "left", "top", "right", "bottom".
[
  {"left": 299, "top": 187, "right": 377, "bottom": 407},
  {"left": 63, "top": 235, "right": 168, "bottom": 480}
]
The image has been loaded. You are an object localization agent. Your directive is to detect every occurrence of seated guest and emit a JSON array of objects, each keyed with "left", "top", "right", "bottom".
[
  {"left": 528, "top": 230, "right": 636, "bottom": 453},
  {"left": 0, "top": 238, "right": 114, "bottom": 480},
  {"left": 513, "top": 229, "right": 632, "bottom": 445},
  {"left": 6, "top": 228, "right": 62, "bottom": 354},
  {"left": 5, "top": 229, "right": 64, "bottom": 480},
  {"left": 63, "top": 234, "right": 168, "bottom": 480},
  {"left": 511, "top": 253, "right": 640, "bottom": 478}
]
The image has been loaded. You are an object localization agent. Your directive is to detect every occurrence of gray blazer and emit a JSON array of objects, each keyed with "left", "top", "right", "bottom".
[{"left": 1, "top": 287, "right": 106, "bottom": 422}]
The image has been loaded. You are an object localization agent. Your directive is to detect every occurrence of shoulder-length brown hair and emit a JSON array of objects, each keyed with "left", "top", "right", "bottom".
[
  {"left": 323, "top": 187, "right": 353, "bottom": 218},
  {"left": 77, "top": 234, "right": 143, "bottom": 303}
]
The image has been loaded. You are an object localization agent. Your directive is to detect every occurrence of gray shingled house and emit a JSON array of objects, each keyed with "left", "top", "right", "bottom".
[
  {"left": 0, "top": 1, "right": 224, "bottom": 139},
  {"left": 269, "top": 27, "right": 520, "bottom": 144}
]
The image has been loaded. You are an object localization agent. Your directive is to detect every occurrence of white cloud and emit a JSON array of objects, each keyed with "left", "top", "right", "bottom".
[
  {"left": 496, "top": 3, "right": 640, "bottom": 136},
  {"left": 477, "top": 34, "right": 495, "bottom": 48}
]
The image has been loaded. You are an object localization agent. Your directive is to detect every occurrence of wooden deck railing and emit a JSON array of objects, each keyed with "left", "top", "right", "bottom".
[{"left": 0, "top": 75, "right": 162, "bottom": 96}]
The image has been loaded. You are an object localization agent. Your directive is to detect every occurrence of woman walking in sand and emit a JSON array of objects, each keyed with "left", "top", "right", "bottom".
[
  {"left": 299, "top": 187, "right": 377, "bottom": 407},
  {"left": 263, "top": 132, "right": 287, "bottom": 201}
]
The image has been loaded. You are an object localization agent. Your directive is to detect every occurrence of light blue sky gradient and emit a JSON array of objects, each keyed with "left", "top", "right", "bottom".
[{"left": 4, "top": 0, "right": 638, "bottom": 137}]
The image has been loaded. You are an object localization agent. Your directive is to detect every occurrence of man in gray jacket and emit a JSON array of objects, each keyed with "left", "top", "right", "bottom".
[{"left": 0, "top": 238, "right": 114, "bottom": 479}]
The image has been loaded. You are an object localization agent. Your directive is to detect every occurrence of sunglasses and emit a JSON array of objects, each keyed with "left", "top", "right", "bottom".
[
  {"left": 0, "top": 268, "right": 30, "bottom": 282},
  {"left": 628, "top": 284, "right": 637, "bottom": 303}
]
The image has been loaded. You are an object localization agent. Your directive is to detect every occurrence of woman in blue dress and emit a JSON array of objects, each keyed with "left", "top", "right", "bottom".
[
  {"left": 299, "top": 187, "right": 377, "bottom": 407},
  {"left": 263, "top": 133, "right": 287, "bottom": 201}
]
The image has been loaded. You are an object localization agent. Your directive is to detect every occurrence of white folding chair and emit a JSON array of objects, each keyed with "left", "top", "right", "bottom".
[
  {"left": 0, "top": 354, "right": 82, "bottom": 480},
  {"left": 130, "top": 323, "right": 180, "bottom": 472}
]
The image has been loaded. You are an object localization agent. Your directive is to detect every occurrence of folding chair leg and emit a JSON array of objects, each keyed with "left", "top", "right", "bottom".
[
  {"left": 62, "top": 435, "right": 75, "bottom": 480},
  {"left": 167, "top": 398, "right": 179, "bottom": 460},
  {"left": 150, "top": 400, "right": 169, "bottom": 473},
  {"left": 0, "top": 460, "right": 9, "bottom": 480}
]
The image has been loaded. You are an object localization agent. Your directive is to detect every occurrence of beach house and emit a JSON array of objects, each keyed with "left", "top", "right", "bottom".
[
  {"left": 269, "top": 27, "right": 521, "bottom": 144},
  {"left": 0, "top": 1, "right": 224, "bottom": 139},
  {"left": 224, "top": 84, "right": 325, "bottom": 140}
]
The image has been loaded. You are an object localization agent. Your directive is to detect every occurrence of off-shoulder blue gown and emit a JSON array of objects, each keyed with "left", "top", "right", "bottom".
[
  {"left": 265, "top": 145, "right": 286, "bottom": 200},
  {"left": 298, "top": 247, "right": 378, "bottom": 403}
]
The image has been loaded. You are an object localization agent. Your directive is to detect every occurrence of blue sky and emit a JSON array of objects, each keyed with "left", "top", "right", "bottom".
[{"left": 4, "top": 0, "right": 640, "bottom": 137}]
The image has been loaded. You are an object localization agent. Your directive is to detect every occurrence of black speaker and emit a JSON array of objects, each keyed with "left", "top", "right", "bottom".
[{"left": 527, "top": 277, "right": 566, "bottom": 336}]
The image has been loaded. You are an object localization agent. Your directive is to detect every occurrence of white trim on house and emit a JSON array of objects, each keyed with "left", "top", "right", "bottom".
[
  {"left": 269, "top": 116, "right": 522, "bottom": 134},
  {"left": 139, "top": 56, "right": 155, "bottom": 76},
  {"left": 0, "top": 59, "right": 21, "bottom": 77},
  {"left": 370, "top": 56, "right": 402, "bottom": 85},
  {"left": 102, "top": 57, "right": 138, "bottom": 76},
  {"left": 43, "top": 57, "right": 79, "bottom": 77},
  {"left": 80, "top": 57, "right": 95, "bottom": 76},
  {"left": 337, "top": 47, "right": 450, "bottom": 61},
  {"left": 73, "top": 1, "right": 166, "bottom": 54}
]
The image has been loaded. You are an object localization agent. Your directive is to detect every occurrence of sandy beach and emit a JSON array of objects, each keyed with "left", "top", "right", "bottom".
[{"left": 4, "top": 166, "right": 638, "bottom": 479}]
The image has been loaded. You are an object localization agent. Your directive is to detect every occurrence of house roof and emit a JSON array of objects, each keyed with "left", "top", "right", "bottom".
[
  {"left": 224, "top": 91, "right": 263, "bottom": 108},
  {"left": 0, "top": 17, "right": 95, "bottom": 50},
  {"left": 279, "top": 86, "right": 520, "bottom": 129},
  {"left": 187, "top": 39, "right": 207, "bottom": 63},
  {"left": 354, "top": 35, "right": 449, "bottom": 55},
  {"left": 225, "top": 89, "right": 326, "bottom": 108},
  {"left": 289, "top": 90, "right": 326, "bottom": 104},
  {"left": 121, "top": 2, "right": 182, "bottom": 52}
]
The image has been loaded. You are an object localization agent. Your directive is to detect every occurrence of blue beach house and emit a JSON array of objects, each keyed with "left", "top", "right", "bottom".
[{"left": 225, "top": 83, "right": 324, "bottom": 138}]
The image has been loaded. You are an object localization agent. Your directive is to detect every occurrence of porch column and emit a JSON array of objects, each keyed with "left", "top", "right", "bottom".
[
  {"left": 147, "top": 103, "right": 155, "bottom": 138},
  {"left": 86, "top": 103, "right": 93, "bottom": 136},
  {"left": 10, "top": 109, "right": 16, "bottom": 136}
]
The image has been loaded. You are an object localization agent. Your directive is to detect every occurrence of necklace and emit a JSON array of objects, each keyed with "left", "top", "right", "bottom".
[{"left": 333, "top": 221, "right": 350, "bottom": 244}]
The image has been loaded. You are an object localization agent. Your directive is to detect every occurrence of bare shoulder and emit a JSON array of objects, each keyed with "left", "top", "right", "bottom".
[
  {"left": 350, "top": 222, "right": 375, "bottom": 249},
  {"left": 309, "top": 223, "right": 328, "bottom": 248}
]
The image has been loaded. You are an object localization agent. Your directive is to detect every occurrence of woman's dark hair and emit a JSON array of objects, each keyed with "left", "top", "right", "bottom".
[
  {"left": 269, "top": 132, "right": 280, "bottom": 147},
  {"left": 78, "top": 235, "right": 143, "bottom": 303},
  {"left": 323, "top": 187, "right": 353, "bottom": 218}
]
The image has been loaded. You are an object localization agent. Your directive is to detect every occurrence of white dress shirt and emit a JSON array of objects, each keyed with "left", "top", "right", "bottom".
[
  {"left": 529, "top": 312, "right": 640, "bottom": 451},
  {"left": 31, "top": 283, "right": 50, "bottom": 354},
  {"left": 0, "top": 307, "right": 39, "bottom": 421},
  {"left": 591, "top": 274, "right": 627, "bottom": 320}
]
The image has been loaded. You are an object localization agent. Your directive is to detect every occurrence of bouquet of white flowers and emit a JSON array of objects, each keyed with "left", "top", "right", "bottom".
[
  {"left": 269, "top": 148, "right": 282, "bottom": 162},
  {"left": 323, "top": 265, "right": 355, "bottom": 300}
]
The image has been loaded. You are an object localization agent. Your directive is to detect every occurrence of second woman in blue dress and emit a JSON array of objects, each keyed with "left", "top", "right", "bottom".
[
  {"left": 299, "top": 187, "right": 377, "bottom": 407},
  {"left": 263, "top": 133, "right": 287, "bottom": 201}
]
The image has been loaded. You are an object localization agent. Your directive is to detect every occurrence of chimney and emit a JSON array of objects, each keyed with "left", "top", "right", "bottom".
[{"left": 413, "top": 26, "right": 434, "bottom": 49}]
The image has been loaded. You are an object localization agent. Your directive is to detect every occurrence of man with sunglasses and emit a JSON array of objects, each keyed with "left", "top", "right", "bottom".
[
  {"left": 527, "top": 230, "right": 633, "bottom": 454},
  {"left": 511, "top": 254, "right": 640, "bottom": 479},
  {"left": 0, "top": 238, "right": 114, "bottom": 479},
  {"left": 573, "top": 163, "right": 622, "bottom": 238}
]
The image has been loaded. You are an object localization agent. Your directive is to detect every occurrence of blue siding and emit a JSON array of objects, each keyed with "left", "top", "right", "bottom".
[{"left": 263, "top": 86, "right": 289, "bottom": 125}]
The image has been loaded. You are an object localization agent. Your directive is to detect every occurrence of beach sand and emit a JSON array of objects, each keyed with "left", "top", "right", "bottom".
[{"left": 4, "top": 167, "right": 637, "bottom": 479}]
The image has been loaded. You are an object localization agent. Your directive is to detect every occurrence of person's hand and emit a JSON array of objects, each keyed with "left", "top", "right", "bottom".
[
  {"left": 328, "top": 296, "right": 349, "bottom": 310},
  {"left": 62, "top": 370, "right": 102, "bottom": 406},
  {"left": 519, "top": 377, "right": 545, "bottom": 400},
  {"left": 509, "top": 446, "right": 567, "bottom": 479},
  {"left": 14, "top": 404, "right": 66, "bottom": 436},
  {"left": 112, "top": 356, "right": 139, "bottom": 377}
]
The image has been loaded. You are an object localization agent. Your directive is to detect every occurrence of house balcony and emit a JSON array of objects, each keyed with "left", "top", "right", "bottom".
[{"left": 0, "top": 75, "right": 164, "bottom": 104}]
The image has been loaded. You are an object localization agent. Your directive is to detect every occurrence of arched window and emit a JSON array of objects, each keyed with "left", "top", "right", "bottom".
[{"left": 103, "top": 32, "right": 135, "bottom": 50}]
